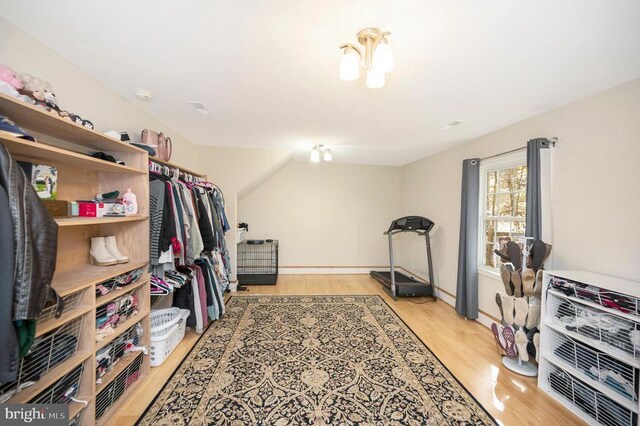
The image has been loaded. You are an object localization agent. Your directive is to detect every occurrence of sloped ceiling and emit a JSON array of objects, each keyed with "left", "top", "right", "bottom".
[{"left": 1, "top": 0, "right": 639, "bottom": 165}]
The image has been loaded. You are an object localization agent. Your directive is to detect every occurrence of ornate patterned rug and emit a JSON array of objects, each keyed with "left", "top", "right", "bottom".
[{"left": 138, "top": 295, "right": 496, "bottom": 425}]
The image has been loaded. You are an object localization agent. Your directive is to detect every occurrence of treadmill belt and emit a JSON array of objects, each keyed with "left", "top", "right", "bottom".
[{"left": 373, "top": 271, "right": 419, "bottom": 284}]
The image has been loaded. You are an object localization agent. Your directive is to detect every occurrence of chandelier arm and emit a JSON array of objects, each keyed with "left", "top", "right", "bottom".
[{"left": 339, "top": 43, "right": 363, "bottom": 61}]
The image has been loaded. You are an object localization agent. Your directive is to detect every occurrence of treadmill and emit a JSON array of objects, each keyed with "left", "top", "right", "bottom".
[{"left": 371, "top": 216, "right": 436, "bottom": 301}]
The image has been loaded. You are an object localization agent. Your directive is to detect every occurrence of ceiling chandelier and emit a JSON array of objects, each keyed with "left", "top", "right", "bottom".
[
  {"left": 310, "top": 144, "right": 332, "bottom": 163},
  {"left": 339, "top": 27, "right": 394, "bottom": 89}
]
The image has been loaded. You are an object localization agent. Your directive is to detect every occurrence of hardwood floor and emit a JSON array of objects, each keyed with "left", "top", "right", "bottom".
[{"left": 112, "top": 275, "right": 584, "bottom": 426}]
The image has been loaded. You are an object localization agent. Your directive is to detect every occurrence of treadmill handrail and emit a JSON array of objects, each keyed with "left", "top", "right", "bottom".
[{"left": 383, "top": 229, "right": 428, "bottom": 236}]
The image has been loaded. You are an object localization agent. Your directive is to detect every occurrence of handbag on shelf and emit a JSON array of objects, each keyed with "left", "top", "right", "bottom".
[{"left": 141, "top": 129, "right": 173, "bottom": 161}]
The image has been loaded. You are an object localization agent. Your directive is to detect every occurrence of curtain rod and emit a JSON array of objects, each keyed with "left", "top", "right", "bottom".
[{"left": 476, "top": 137, "right": 557, "bottom": 162}]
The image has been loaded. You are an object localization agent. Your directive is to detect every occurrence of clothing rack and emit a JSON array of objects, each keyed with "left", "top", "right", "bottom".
[{"left": 148, "top": 159, "right": 225, "bottom": 202}]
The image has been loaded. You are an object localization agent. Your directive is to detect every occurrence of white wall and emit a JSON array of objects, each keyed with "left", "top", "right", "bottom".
[
  {"left": 238, "top": 161, "right": 402, "bottom": 270},
  {"left": 398, "top": 79, "right": 640, "bottom": 321},
  {"left": 0, "top": 18, "right": 200, "bottom": 169}
]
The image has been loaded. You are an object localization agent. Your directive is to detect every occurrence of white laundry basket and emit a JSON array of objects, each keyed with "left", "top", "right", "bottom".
[{"left": 149, "top": 308, "right": 190, "bottom": 367}]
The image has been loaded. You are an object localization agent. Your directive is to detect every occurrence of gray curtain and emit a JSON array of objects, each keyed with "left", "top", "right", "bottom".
[
  {"left": 455, "top": 158, "right": 480, "bottom": 319},
  {"left": 525, "top": 138, "right": 551, "bottom": 240}
]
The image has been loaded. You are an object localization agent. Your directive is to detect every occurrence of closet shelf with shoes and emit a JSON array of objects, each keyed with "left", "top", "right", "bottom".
[
  {"left": 0, "top": 134, "right": 146, "bottom": 174},
  {"left": 0, "top": 91, "right": 151, "bottom": 426},
  {"left": 0, "top": 93, "right": 144, "bottom": 156},
  {"left": 539, "top": 271, "right": 640, "bottom": 426}
]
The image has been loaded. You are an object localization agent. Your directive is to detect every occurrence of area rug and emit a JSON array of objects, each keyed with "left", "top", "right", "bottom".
[{"left": 138, "top": 295, "right": 496, "bottom": 425}]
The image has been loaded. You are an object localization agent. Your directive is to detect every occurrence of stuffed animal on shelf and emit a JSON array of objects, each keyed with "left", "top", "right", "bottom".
[
  {"left": 0, "top": 64, "right": 30, "bottom": 102},
  {"left": 19, "top": 73, "right": 58, "bottom": 113},
  {"left": 19, "top": 73, "right": 94, "bottom": 129}
]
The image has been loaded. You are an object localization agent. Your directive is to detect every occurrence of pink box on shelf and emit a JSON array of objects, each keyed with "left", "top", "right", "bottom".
[{"left": 78, "top": 202, "right": 106, "bottom": 217}]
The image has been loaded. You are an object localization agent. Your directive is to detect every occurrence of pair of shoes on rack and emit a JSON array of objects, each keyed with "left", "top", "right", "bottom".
[
  {"left": 90, "top": 236, "right": 129, "bottom": 266},
  {"left": 496, "top": 294, "right": 540, "bottom": 329},
  {"left": 492, "top": 322, "right": 540, "bottom": 363}
]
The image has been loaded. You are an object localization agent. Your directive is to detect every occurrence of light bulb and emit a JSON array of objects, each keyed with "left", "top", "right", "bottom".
[
  {"left": 323, "top": 150, "right": 332, "bottom": 162},
  {"left": 340, "top": 47, "right": 360, "bottom": 81},
  {"left": 366, "top": 69, "right": 385, "bottom": 89},
  {"left": 310, "top": 148, "right": 320, "bottom": 163},
  {"left": 373, "top": 38, "right": 394, "bottom": 73}
]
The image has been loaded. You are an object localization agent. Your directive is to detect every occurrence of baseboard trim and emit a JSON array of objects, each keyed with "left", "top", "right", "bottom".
[{"left": 280, "top": 266, "right": 387, "bottom": 275}]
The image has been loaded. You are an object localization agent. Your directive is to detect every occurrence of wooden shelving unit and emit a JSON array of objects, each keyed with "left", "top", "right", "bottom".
[
  {"left": 149, "top": 156, "right": 206, "bottom": 178},
  {"left": 0, "top": 94, "right": 151, "bottom": 426}
]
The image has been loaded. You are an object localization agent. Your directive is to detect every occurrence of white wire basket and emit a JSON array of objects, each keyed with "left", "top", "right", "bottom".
[
  {"left": 149, "top": 308, "right": 190, "bottom": 367},
  {"left": 0, "top": 317, "right": 83, "bottom": 401},
  {"left": 95, "top": 354, "right": 143, "bottom": 420},
  {"left": 548, "top": 363, "right": 637, "bottom": 426},
  {"left": 549, "top": 293, "right": 640, "bottom": 359},
  {"left": 549, "top": 328, "right": 638, "bottom": 402},
  {"left": 29, "top": 363, "right": 84, "bottom": 405},
  {"left": 38, "top": 289, "right": 85, "bottom": 324}
]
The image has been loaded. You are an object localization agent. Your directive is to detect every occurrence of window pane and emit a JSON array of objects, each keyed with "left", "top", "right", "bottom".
[
  {"left": 499, "top": 166, "right": 528, "bottom": 193},
  {"left": 486, "top": 194, "right": 497, "bottom": 216},
  {"left": 512, "top": 220, "right": 525, "bottom": 236},
  {"left": 484, "top": 242, "right": 495, "bottom": 268},
  {"left": 484, "top": 219, "right": 497, "bottom": 244},
  {"left": 513, "top": 166, "right": 527, "bottom": 191},
  {"left": 496, "top": 193, "right": 513, "bottom": 216},
  {"left": 497, "top": 220, "right": 511, "bottom": 234},
  {"left": 515, "top": 193, "right": 526, "bottom": 217},
  {"left": 487, "top": 171, "right": 497, "bottom": 194}
]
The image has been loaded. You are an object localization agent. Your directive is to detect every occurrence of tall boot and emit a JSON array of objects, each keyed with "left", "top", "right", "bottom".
[
  {"left": 105, "top": 235, "right": 129, "bottom": 264},
  {"left": 90, "top": 237, "right": 117, "bottom": 266}
]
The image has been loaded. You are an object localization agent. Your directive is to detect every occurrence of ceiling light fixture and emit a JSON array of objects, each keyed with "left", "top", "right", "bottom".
[
  {"left": 340, "top": 28, "right": 394, "bottom": 89},
  {"left": 310, "top": 144, "right": 332, "bottom": 163}
]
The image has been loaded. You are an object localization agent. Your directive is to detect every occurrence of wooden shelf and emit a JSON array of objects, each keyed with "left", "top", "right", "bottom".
[
  {"left": 7, "top": 351, "right": 92, "bottom": 403},
  {"left": 56, "top": 215, "right": 148, "bottom": 227},
  {"left": 96, "top": 352, "right": 144, "bottom": 395},
  {"left": 150, "top": 157, "right": 206, "bottom": 178},
  {"left": 4, "top": 86, "right": 152, "bottom": 426},
  {"left": 52, "top": 261, "right": 149, "bottom": 297},
  {"left": 70, "top": 398, "right": 92, "bottom": 421},
  {"left": 97, "top": 279, "right": 149, "bottom": 307},
  {"left": 96, "top": 309, "right": 150, "bottom": 351},
  {"left": 36, "top": 304, "right": 93, "bottom": 338},
  {"left": 0, "top": 93, "right": 144, "bottom": 154},
  {"left": 0, "top": 134, "right": 146, "bottom": 174}
]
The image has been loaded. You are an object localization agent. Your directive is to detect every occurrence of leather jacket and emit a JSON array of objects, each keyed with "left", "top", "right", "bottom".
[{"left": 0, "top": 144, "right": 58, "bottom": 320}]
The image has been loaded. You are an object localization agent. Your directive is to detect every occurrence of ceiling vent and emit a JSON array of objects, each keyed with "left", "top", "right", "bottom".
[
  {"left": 441, "top": 120, "right": 464, "bottom": 130},
  {"left": 135, "top": 90, "right": 153, "bottom": 101},
  {"left": 187, "top": 101, "right": 211, "bottom": 116}
]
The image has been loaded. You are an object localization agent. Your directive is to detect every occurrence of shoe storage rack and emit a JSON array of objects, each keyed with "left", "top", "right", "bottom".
[
  {"left": 539, "top": 270, "right": 640, "bottom": 426},
  {"left": 0, "top": 93, "right": 151, "bottom": 426}
]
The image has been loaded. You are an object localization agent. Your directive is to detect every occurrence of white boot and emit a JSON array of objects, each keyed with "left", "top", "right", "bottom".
[
  {"left": 90, "top": 237, "right": 117, "bottom": 266},
  {"left": 105, "top": 235, "right": 129, "bottom": 264}
]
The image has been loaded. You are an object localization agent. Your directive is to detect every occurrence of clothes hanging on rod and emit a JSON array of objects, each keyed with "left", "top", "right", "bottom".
[{"left": 148, "top": 160, "right": 230, "bottom": 333}]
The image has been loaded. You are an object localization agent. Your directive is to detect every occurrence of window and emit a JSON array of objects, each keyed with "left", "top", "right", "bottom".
[{"left": 479, "top": 152, "right": 527, "bottom": 271}]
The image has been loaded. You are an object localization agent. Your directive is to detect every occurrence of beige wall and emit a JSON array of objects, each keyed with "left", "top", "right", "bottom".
[
  {"left": 238, "top": 161, "right": 402, "bottom": 268},
  {"left": 198, "top": 146, "right": 293, "bottom": 281},
  {"left": 0, "top": 18, "right": 200, "bottom": 169},
  {"left": 398, "top": 79, "right": 640, "bottom": 320}
]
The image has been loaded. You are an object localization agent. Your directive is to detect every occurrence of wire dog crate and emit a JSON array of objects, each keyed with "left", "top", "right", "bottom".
[{"left": 237, "top": 240, "right": 279, "bottom": 285}]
